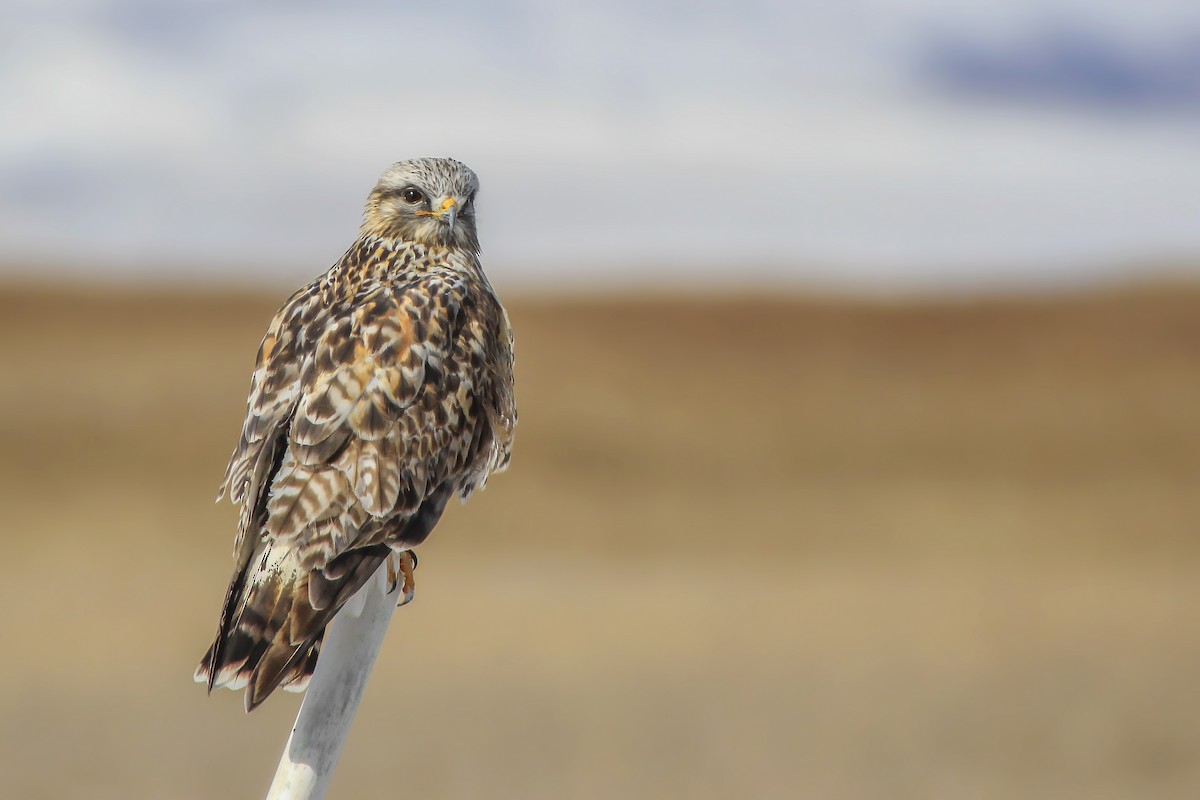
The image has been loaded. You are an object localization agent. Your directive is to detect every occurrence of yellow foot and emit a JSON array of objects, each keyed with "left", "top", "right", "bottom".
[{"left": 385, "top": 550, "right": 417, "bottom": 606}]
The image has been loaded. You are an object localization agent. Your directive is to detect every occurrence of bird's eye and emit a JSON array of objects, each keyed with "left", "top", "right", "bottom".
[{"left": 400, "top": 188, "right": 424, "bottom": 204}]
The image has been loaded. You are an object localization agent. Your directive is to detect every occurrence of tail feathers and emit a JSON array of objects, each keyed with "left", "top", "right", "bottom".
[
  {"left": 278, "top": 639, "right": 322, "bottom": 693},
  {"left": 193, "top": 631, "right": 320, "bottom": 695},
  {"left": 195, "top": 542, "right": 389, "bottom": 711}
]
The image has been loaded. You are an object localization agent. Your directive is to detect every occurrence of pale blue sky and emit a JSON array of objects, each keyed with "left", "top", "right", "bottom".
[{"left": 3, "top": 0, "right": 1200, "bottom": 292}]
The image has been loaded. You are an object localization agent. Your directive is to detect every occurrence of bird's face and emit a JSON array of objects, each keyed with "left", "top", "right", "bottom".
[{"left": 363, "top": 158, "right": 481, "bottom": 252}]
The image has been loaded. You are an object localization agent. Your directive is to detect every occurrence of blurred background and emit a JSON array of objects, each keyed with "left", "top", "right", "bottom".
[{"left": 2, "top": 1, "right": 1199, "bottom": 798}]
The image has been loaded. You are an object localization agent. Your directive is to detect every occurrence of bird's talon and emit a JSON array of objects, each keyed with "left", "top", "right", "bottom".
[
  {"left": 385, "top": 554, "right": 400, "bottom": 594},
  {"left": 393, "top": 551, "right": 417, "bottom": 606}
]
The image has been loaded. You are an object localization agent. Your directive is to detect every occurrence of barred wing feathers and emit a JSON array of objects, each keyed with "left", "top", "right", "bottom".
[{"left": 197, "top": 272, "right": 514, "bottom": 710}]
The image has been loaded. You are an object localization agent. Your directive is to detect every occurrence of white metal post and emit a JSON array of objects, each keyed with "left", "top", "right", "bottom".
[{"left": 264, "top": 567, "right": 400, "bottom": 800}]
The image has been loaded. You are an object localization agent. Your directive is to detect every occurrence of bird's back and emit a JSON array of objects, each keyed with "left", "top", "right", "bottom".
[{"left": 196, "top": 159, "right": 515, "bottom": 711}]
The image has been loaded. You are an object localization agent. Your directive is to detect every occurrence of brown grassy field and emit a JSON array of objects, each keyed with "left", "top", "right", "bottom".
[{"left": 0, "top": 280, "right": 1197, "bottom": 798}]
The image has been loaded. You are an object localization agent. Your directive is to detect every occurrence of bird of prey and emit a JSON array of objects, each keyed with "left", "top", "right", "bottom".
[{"left": 195, "top": 158, "right": 516, "bottom": 711}]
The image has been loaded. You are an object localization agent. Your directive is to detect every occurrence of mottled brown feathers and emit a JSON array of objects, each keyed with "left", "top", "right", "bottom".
[{"left": 196, "top": 158, "right": 515, "bottom": 711}]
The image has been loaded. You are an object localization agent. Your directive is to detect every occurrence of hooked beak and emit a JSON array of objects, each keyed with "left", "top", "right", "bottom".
[{"left": 433, "top": 197, "right": 458, "bottom": 232}]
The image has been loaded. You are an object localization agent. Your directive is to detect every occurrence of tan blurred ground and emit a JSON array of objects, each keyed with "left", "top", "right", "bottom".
[{"left": 0, "top": 281, "right": 1197, "bottom": 799}]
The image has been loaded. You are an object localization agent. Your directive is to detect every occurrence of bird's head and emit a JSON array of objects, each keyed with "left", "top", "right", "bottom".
[{"left": 362, "top": 158, "right": 481, "bottom": 252}]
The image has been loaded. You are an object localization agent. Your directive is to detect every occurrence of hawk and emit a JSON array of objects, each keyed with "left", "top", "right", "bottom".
[{"left": 195, "top": 158, "right": 516, "bottom": 711}]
